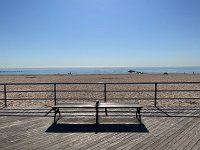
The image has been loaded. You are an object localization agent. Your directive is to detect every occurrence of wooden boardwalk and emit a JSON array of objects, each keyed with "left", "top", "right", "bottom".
[{"left": 0, "top": 107, "right": 200, "bottom": 150}]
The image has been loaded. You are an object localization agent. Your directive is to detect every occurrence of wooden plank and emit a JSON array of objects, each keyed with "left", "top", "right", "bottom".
[
  {"left": 137, "top": 114, "right": 194, "bottom": 149},
  {"left": 0, "top": 107, "right": 199, "bottom": 150},
  {"left": 167, "top": 118, "right": 200, "bottom": 150},
  {"left": 0, "top": 116, "right": 28, "bottom": 127},
  {"left": 52, "top": 103, "right": 96, "bottom": 108},
  {"left": 191, "top": 139, "right": 200, "bottom": 150},
  {"left": 2, "top": 120, "right": 103, "bottom": 149},
  {"left": 141, "top": 118, "right": 196, "bottom": 150},
  {"left": 2, "top": 116, "right": 92, "bottom": 149},
  {"left": 121, "top": 109, "right": 193, "bottom": 149},
  {"left": 106, "top": 118, "right": 167, "bottom": 150},
  {"left": 181, "top": 127, "right": 200, "bottom": 150},
  {"left": 0, "top": 118, "right": 50, "bottom": 149},
  {"left": 144, "top": 110, "right": 200, "bottom": 150},
  {"left": 59, "top": 117, "right": 153, "bottom": 150},
  {"left": 76, "top": 117, "right": 165, "bottom": 150},
  {"left": 53, "top": 103, "right": 142, "bottom": 108},
  {"left": 118, "top": 111, "right": 182, "bottom": 149},
  {"left": 86, "top": 133, "right": 130, "bottom": 150},
  {"left": 157, "top": 118, "right": 200, "bottom": 150},
  {"left": 99, "top": 103, "right": 142, "bottom": 108}
]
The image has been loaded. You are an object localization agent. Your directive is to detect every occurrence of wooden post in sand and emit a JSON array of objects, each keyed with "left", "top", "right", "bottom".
[
  {"left": 154, "top": 83, "right": 157, "bottom": 107},
  {"left": 4, "top": 84, "right": 7, "bottom": 108}
]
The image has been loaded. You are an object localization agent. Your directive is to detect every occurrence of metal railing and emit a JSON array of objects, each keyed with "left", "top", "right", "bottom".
[{"left": 0, "top": 82, "right": 200, "bottom": 108}]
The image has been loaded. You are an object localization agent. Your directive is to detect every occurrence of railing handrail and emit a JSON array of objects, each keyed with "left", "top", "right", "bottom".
[{"left": 0, "top": 81, "right": 200, "bottom": 85}]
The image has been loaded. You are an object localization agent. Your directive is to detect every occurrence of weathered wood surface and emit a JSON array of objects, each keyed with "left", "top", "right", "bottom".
[{"left": 0, "top": 107, "right": 199, "bottom": 150}]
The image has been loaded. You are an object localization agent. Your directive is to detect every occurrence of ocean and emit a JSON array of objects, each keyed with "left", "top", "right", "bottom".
[{"left": 0, "top": 66, "right": 200, "bottom": 75}]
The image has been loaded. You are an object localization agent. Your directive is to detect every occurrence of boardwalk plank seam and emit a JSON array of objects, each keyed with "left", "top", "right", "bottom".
[
  {"left": 122, "top": 109, "right": 193, "bottom": 149},
  {"left": 181, "top": 125, "right": 200, "bottom": 150},
  {"left": 119, "top": 116, "right": 183, "bottom": 149},
  {"left": 167, "top": 119, "right": 200, "bottom": 150},
  {"left": 140, "top": 115, "right": 196, "bottom": 149}
]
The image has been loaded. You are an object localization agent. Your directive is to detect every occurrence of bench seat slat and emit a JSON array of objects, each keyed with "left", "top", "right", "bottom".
[
  {"left": 99, "top": 103, "right": 142, "bottom": 108},
  {"left": 52, "top": 103, "right": 142, "bottom": 109},
  {"left": 52, "top": 104, "right": 95, "bottom": 108}
]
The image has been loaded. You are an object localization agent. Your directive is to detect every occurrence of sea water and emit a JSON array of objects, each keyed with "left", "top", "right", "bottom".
[{"left": 0, "top": 66, "right": 200, "bottom": 75}]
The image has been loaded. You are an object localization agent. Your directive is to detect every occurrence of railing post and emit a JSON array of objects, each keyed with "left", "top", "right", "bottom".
[
  {"left": 4, "top": 84, "right": 7, "bottom": 108},
  {"left": 104, "top": 83, "right": 108, "bottom": 116},
  {"left": 154, "top": 83, "right": 157, "bottom": 107},
  {"left": 54, "top": 84, "right": 57, "bottom": 105},
  {"left": 104, "top": 83, "right": 107, "bottom": 103}
]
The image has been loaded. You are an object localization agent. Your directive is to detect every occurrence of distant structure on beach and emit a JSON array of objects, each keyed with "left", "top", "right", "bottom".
[
  {"left": 163, "top": 72, "right": 168, "bottom": 75},
  {"left": 68, "top": 72, "right": 72, "bottom": 75},
  {"left": 128, "top": 70, "right": 135, "bottom": 73},
  {"left": 128, "top": 70, "right": 143, "bottom": 74}
]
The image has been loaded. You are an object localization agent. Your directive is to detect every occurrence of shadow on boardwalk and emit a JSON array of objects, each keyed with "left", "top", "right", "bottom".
[
  {"left": 0, "top": 107, "right": 199, "bottom": 118},
  {"left": 46, "top": 123, "right": 149, "bottom": 133},
  {"left": 142, "top": 107, "right": 200, "bottom": 118}
]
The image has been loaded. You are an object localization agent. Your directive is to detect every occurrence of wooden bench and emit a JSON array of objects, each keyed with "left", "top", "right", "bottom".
[
  {"left": 50, "top": 101, "right": 143, "bottom": 124},
  {"left": 50, "top": 103, "right": 96, "bottom": 123}
]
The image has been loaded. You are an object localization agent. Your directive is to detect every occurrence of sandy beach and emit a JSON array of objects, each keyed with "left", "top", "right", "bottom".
[{"left": 0, "top": 74, "right": 200, "bottom": 108}]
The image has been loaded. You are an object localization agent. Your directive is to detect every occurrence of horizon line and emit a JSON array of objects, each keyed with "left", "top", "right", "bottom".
[{"left": 1, "top": 65, "right": 200, "bottom": 69}]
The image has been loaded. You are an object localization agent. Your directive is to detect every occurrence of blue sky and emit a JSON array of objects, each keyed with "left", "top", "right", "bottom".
[{"left": 0, "top": 0, "right": 200, "bottom": 68}]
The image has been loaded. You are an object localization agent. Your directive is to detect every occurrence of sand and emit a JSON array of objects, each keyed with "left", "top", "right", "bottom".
[{"left": 0, "top": 73, "right": 200, "bottom": 108}]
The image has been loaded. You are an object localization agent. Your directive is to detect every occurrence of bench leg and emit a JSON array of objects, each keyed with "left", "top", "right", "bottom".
[
  {"left": 53, "top": 108, "right": 61, "bottom": 123},
  {"left": 136, "top": 108, "right": 142, "bottom": 124}
]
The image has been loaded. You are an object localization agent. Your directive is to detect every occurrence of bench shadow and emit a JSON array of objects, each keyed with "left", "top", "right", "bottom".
[{"left": 46, "top": 123, "right": 149, "bottom": 133}]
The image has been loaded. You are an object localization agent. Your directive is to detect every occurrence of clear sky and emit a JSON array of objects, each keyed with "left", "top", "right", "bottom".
[{"left": 0, "top": 0, "right": 200, "bottom": 68}]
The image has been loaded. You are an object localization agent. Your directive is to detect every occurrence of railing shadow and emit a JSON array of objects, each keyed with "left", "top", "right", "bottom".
[
  {"left": 155, "top": 106, "right": 170, "bottom": 117},
  {"left": 142, "top": 106, "right": 200, "bottom": 118},
  {"left": 0, "top": 107, "right": 199, "bottom": 118},
  {"left": 0, "top": 107, "right": 53, "bottom": 117},
  {"left": 0, "top": 107, "right": 5, "bottom": 110},
  {"left": 45, "top": 123, "right": 149, "bottom": 133}
]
